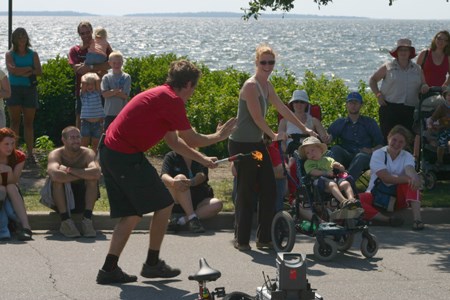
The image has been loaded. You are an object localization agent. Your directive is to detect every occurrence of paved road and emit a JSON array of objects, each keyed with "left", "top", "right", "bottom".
[{"left": 1, "top": 225, "right": 450, "bottom": 300}]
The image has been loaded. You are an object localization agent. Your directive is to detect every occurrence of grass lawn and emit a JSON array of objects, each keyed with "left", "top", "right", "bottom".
[{"left": 23, "top": 177, "right": 449, "bottom": 213}]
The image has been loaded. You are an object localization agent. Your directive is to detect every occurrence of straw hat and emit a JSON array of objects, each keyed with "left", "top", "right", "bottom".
[
  {"left": 389, "top": 38, "right": 417, "bottom": 59},
  {"left": 298, "top": 137, "right": 327, "bottom": 159}
]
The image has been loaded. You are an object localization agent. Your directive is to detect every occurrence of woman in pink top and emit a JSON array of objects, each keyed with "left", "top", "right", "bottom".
[{"left": 416, "top": 30, "right": 450, "bottom": 88}]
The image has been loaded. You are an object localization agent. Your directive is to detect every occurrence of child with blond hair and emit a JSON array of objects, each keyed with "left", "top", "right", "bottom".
[
  {"left": 101, "top": 51, "right": 131, "bottom": 130},
  {"left": 300, "top": 137, "right": 359, "bottom": 209},
  {"left": 80, "top": 73, "right": 104, "bottom": 152},
  {"left": 85, "top": 27, "right": 111, "bottom": 67}
]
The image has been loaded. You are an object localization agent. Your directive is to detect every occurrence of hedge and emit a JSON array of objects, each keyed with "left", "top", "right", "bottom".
[{"left": 18, "top": 54, "right": 378, "bottom": 157}]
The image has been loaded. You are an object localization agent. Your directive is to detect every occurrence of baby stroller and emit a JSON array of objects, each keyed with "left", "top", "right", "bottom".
[
  {"left": 271, "top": 146, "right": 379, "bottom": 261},
  {"left": 416, "top": 86, "right": 450, "bottom": 189}
]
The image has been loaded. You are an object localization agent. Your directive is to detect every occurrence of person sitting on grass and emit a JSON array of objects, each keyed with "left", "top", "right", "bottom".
[
  {"left": 0, "top": 127, "right": 32, "bottom": 241},
  {"left": 359, "top": 125, "right": 424, "bottom": 230},
  {"left": 161, "top": 150, "right": 223, "bottom": 234},
  {"left": 46, "top": 126, "right": 101, "bottom": 238},
  {"left": 299, "top": 136, "right": 360, "bottom": 209}
]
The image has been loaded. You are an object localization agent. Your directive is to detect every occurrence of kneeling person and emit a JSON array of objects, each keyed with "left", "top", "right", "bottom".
[
  {"left": 46, "top": 126, "right": 101, "bottom": 238},
  {"left": 161, "top": 151, "right": 223, "bottom": 233}
]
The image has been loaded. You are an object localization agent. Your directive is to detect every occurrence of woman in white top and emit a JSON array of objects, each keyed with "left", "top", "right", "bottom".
[
  {"left": 278, "top": 90, "right": 330, "bottom": 156},
  {"left": 360, "top": 125, "right": 424, "bottom": 230}
]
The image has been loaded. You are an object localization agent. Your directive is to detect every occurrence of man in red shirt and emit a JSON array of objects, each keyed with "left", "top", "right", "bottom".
[{"left": 96, "top": 60, "right": 236, "bottom": 285}]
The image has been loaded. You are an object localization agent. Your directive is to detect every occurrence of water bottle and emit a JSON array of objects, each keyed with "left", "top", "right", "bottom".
[{"left": 300, "top": 220, "right": 311, "bottom": 232}]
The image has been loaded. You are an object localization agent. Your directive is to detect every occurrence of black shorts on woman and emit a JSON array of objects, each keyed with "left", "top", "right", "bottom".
[{"left": 99, "top": 145, "right": 174, "bottom": 218}]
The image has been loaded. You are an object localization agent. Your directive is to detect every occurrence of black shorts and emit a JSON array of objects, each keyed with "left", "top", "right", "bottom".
[
  {"left": 7, "top": 85, "right": 39, "bottom": 108},
  {"left": 99, "top": 145, "right": 174, "bottom": 218}
]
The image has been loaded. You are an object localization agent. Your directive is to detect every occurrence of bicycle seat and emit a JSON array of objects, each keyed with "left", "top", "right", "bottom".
[{"left": 188, "top": 258, "right": 221, "bottom": 282}]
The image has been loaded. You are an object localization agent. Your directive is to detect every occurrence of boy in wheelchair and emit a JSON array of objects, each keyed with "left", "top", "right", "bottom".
[{"left": 299, "top": 137, "right": 361, "bottom": 209}]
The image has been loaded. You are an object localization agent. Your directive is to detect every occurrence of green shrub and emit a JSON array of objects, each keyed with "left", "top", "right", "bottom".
[
  {"left": 32, "top": 53, "right": 380, "bottom": 158},
  {"left": 35, "top": 55, "right": 76, "bottom": 145}
]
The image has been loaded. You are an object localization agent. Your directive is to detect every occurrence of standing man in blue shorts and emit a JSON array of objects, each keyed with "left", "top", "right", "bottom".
[{"left": 96, "top": 60, "right": 237, "bottom": 284}]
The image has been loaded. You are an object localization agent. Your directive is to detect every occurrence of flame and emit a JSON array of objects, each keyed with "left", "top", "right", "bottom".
[{"left": 251, "top": 151, "right": 263, "bottom": 161}]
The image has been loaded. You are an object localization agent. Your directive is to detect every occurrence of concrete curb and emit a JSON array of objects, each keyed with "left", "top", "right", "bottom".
[{"left": 28, "top": 208, "right": 449, "bottom": 231}]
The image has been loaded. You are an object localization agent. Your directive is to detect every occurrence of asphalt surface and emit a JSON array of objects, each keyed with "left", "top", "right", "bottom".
[{"left": 1, "top": 224, "right": 450, "bottom": 300}]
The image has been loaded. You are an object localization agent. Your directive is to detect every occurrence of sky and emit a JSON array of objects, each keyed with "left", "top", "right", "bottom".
[{"left": 1, "top": 0, "right": 450, "bottom": 20}]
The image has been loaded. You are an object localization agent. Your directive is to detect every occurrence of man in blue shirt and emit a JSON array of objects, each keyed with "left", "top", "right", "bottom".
[{"left": 327, "top": 92, "right": 384, "bottom": 181}]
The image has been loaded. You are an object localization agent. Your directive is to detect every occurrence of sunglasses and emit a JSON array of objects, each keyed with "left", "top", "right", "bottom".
[{"left": 259, "top": 60, "right": 275, "bottom": 66}]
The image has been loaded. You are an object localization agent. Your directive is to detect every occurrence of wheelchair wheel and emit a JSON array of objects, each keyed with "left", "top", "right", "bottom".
[
  {"left": 313, "top": 238, "right": 337, "bottom": 261},
  {"left": 422, "top": 171, "right": 437, "bottom": 190},
  {"left": 360, "top": 233, "right": 379, "bottom": 258},
  {"left": 271, "top": 211, "right": 296, "bottom": 252},
  {"left": 334, "top": 233, "right": 355, "bottom": 252}
]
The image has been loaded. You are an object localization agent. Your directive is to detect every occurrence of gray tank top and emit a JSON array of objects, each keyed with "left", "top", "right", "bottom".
[{"left": 230, "top": 77, "right": 269, "bottom": 143}]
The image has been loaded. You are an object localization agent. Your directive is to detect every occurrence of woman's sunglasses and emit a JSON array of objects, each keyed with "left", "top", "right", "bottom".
[{"left": 259, "top": 60, "right": 275, "bottom": 66}]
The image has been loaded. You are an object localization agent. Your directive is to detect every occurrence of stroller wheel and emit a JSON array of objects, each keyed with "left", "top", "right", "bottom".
[
  {"left": 271, "top": 211, "right": 296, "bottom": 252},
  {"left": 422, "top": 172, "right": 437, "bottom": 190},
  {"left": 313, "top": 238, "right": 337, "bottom": 261},
  {"left": 360, "top": 233, "right": 379, "bottom": 258},
  {"left": 334, "top": 233, "right": 355, "bottom": 252}
]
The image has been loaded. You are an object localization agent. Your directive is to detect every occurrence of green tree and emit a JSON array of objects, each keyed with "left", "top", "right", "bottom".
[{"left": 242, "top": 0, "right": 448, "bottom": 20}]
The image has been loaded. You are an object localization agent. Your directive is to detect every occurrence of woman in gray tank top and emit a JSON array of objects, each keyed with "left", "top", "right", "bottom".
[{"left": 228, "top": 44, "right": 317, "bottom": 251}]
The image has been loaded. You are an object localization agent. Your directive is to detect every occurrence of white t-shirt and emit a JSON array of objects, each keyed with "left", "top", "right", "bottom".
[{"left": 367, "top": 146, "right": 415, "bottom": 191}]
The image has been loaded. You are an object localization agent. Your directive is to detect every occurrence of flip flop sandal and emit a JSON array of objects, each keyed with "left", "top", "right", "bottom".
[{"left": 412, "top": 220, "right": 425, "bottom": 231}]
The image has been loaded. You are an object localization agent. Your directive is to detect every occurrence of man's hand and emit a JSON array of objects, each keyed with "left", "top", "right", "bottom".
[
  {"left": 172, "top": 178, "right": 191, "bottom": 192},
  {"left": 215, "top": 117, "right": 237, "bottom": 140},
  {"left": 203, "top": 156, "right": 218, "bottom": 169},
  {"left": 273, "top": 132, "right": 287, "bottom": 141},
  {"left": 306, "top": 128, "right": 319, "bottom": 138}
]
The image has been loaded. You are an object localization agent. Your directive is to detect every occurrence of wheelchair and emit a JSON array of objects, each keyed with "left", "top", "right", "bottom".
[{"left": 271, "top": 150, "right": 379, "bottom": 261}]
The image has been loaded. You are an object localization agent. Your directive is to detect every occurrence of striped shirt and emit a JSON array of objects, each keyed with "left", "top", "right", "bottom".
[{"left": 80, "top": 91, "right": 105, "bottom": 119}]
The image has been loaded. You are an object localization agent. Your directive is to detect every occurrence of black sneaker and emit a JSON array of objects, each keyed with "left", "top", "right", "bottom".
[
  {"left": 140, "top": 260, "right": 181, "bottom": 278},
  {"left": 187, "top": 217, "right": 205, "bottom": 233},
  {"left": 96, "top": 267, "right": 138, "bottom": 284}
]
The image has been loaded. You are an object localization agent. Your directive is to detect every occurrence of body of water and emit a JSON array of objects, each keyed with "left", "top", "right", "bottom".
[{"left": 0, "top": 16, "right": 448, "bottom": 89}]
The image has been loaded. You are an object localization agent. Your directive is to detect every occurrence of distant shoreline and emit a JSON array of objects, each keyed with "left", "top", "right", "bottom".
[{"left": 0, "top": 11, "right": 368, "bottom": 19}]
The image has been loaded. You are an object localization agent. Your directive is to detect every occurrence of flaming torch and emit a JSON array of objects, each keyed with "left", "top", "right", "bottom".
[{"left": 215, "top": 151, "right": 263, "bottom": 164}]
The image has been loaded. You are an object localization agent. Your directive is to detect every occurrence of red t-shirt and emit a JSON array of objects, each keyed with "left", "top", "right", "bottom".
[
  {"left": 10, "top": 150, "right": 26, "bottom": 168},
  {"left": 105, "top": 84, "right": 191, "bottom": 153}
]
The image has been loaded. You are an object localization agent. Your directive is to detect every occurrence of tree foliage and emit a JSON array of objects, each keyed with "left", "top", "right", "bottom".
[{"left": 242, "top": 0, "right": 448, "bottom": 20}]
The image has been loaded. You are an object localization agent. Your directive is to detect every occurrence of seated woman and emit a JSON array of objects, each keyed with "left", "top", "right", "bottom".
[
  {"left": 278, "top": 89, "right": 330, "bottom": 156},
  {"left": 161, "top": 150, "right": 223, "bottom": 234},
  {"left": 0, "top": 127, "right": 32, "bottom": 240},
  {"left": 359, "top": 125, "right": 424, "bottom": 230}
]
